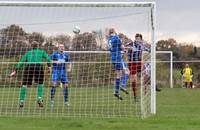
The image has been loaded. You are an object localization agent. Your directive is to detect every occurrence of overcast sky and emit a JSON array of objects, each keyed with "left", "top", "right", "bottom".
[{"left": 1, "top": 0, "right": 200, "bottom": 45}]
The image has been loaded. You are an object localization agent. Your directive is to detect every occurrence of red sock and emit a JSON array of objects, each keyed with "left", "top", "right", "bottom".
[{"left": 132, "top": 82, "right": 137, "bottom": 97}]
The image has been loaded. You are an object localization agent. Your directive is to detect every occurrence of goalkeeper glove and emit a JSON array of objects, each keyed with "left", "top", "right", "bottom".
[{"left": 9, "top": 70, "right": 16, "bottom": 77}]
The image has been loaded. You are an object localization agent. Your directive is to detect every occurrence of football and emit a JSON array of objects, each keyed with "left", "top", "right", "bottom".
[{"left": 73, "top": 25, "right": 80, "bottom": 34}]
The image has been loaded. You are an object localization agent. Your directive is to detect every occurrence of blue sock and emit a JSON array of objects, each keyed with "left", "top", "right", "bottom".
[
  {"left": 115, "top": 79, "right": 120, "bottom": 94},
  {"left": 50, "top": 87, "right": 56, "bottom": 101},
  {"left": 121, "top": 74, "right": 129, "bottom": 89},
  {"left": 63, "top": 87, "right": 68, "bottom": 102}
]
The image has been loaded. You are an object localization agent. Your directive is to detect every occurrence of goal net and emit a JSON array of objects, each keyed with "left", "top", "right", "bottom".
[{"left": 0, "top": 2, "right": 156, "bottom": 118}]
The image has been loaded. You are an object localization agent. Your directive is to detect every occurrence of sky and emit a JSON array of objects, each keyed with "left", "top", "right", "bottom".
[{"left": 1, "top": 0, "right": 200, "bottom": 46}]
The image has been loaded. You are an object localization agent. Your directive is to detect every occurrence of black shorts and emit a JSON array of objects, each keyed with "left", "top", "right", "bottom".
[{"left": 22, "top": 64, "right": 44, "bottom": 85}]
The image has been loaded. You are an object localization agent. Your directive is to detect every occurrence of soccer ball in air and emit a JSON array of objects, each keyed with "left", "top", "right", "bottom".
[{"left": 73, "top": 25, "right": 80, "bottom": 34}]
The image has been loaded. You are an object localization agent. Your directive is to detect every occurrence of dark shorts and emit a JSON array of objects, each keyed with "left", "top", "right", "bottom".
[
  {"left": 128, "top": 61, "right": 142, "bottom": 75},
  {"left": 22, "top": 64, "right": 44, "bottom": 85}
]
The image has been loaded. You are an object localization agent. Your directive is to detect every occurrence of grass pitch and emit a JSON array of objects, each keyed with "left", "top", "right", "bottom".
[{"left": 0, "top": 88, "right": 200, "bottom": 130}]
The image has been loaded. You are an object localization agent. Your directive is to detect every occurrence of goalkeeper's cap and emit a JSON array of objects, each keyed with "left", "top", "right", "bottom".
[{"left": 31, "top": 41, "right": 39, "bottom": 49}]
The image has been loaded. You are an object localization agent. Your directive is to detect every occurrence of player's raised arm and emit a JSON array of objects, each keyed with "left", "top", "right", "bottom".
[
  {"left": 10, "top": 52, "right": 28, "bottom": 77},
  {"left": 124, "top": 41, "right": 137, "bottom": 53},
  {"left": 64, "top": 53, "right": 72, "bottom": 73},
  {"left": 141, "top": 41, "right": 151, "bottom": 53}
]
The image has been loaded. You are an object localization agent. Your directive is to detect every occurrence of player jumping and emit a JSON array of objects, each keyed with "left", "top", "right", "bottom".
[{"left": 108, "top": 28, "right": 125, "bottom": 100}]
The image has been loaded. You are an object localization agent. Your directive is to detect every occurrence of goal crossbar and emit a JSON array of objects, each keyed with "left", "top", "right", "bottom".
[{"left": 0, "top": 1, "right": 155, "bottom": 8}]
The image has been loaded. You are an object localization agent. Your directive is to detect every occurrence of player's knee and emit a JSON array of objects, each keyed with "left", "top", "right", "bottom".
[
  {"left": 63, "top": 83, "right": 68, "bottom": 88},
  {"left": 115, "top": 74, "right": 120, "bottom": 79},
  {"left": 116, "top": 70, "right": 122, "bottom": 78},
  {"left": 53, "top": 82, "right": 58, "bottom": 87},
  {"left": 130, "top": 75, "right": 136, "bottom": 81}
]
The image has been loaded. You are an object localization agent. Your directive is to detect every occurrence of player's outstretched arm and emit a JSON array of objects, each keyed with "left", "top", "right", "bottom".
[{"left": 10, "top": 52, "right": 28, "bottom": 77}]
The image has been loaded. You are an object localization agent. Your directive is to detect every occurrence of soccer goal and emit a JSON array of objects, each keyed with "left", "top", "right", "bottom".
[
  {"left": 0, "top": 1, "right": 156, "bottom": 118},
  {"left": 156, "top": 51, "right": 173, "bottom": 88}
]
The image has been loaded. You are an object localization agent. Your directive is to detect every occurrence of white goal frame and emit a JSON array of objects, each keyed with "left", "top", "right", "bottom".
[
  {"left": 156, "top": 51, "right": 173, "bottom": 88},
  {"left": 0, "top": 1, "right": 156, "bottom": 115}
]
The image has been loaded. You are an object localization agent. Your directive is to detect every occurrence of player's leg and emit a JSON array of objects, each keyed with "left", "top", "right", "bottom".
[
  {"left": 189, "top": 77, "right": 193, "bottom": 88},
  {"left": 63, "top": 83, "right": 69, "bottom": 106},
  {"left": 37, "top": 84, "right": 44, "bottom": 107},
  {"left": 135, "top": 62, "right": 142, "bottom": 100},
  {"left": 115, "top": 70, "right": 121, "bottom": 94},
  {"left": 50, "top": 82, "right": 57, "bottom": 102},
  {"left": 19, "top": 65, "right": 33, "bottom": 108},
  {"left": 50, "top": 71, "right": 59, "bottom": 109},
  {"left": 136, "top": 61, "right": 142, "bottom": 91},
  {"left": 156, "top": 86, "right": 161, "bottom": 92},
  {"left": 113, "top": 62, "right": 123, "bottom": 100},
  {"left": 128, "top": 62, "right": 137, "bottom": 101},
  {"left": 50, "top": 81, "right": 57, "bottom": 110},
  {"left": 61, "top": 71, "right": 69, "bottom": 106},
  {"left": 143, "top": 74, "right": 149, "bottom": 94},
  {"left": 185, "top": 82, "right": 188, "bottom": 88},
  {"left": 189, "top": 76, "right": 193, "bottom": 88},
  {"left": 19, "top": 85, "right": 26, "bottom": 108},
  {"left": 182, "top": 75, "right": 185, "bottom": 88},
  {"left": 51, "top": 71, "right": 58, "bottom": 102},
  {"left": 35, "top": 65, "right": 45, "bottom": 107},
  {"left": 19, "top": 84, "right": 28, "bottom": 108},
  {"left": 130, "top": 74, "right": 137, "bottom": 101},
  {"left": 120, "top": 71, "right": 129, "bottom": 94},
  {"left": 190, "top": 82, "right": 193, "bottom": 88}
]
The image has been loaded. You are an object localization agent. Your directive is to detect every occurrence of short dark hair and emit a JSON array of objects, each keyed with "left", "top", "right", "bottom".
[
  {"left": 109, "top": 28, "right": 115, "bottom": 35},
  {"left": 31, "top": 41, "right": 39, "bottom": 49},
  {"left": 135, "top": 33, "right": 143, "bottom": 40}
]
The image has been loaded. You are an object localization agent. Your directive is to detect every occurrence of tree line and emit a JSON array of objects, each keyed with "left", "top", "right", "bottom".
[
  {"left": 0, "top": 24, "right": 200, "bottom": 87},
  {"left": 0, "top": 24, "right": 199, "bottom": 60},
  {"left": 0, "top": 24, "right": 109, "bottom": 57}
]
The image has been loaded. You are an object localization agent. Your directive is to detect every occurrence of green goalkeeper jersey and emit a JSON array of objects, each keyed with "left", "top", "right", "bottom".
[{"left": 16, "top": 48, "right": 51, "bottom": 70}]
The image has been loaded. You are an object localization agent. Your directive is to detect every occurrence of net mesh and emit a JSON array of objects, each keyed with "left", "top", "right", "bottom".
[{"left": 0, "top": 2, "right": 154, "bottom": 118}]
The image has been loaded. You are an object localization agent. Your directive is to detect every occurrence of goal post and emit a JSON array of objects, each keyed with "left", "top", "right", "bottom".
[
  {"left": 156, "top": 51, "right": 173, "bottom": 88},
  {"left": 150, "top": 2, "right": 156, "bottom": 114},
  {"left": 0, "top": 1, "right": 156, "bottom": 118}
]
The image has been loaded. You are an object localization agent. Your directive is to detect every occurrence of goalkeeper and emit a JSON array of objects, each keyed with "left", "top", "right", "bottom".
[
  {"left": 182, "top": 64, "right": 193, "bottom": 88},
  {"left": 10, "top": 41, "right": 51, "bottom": 108},
  {"left": 50, "top": 44, "right": 71, "bottom": 108}
]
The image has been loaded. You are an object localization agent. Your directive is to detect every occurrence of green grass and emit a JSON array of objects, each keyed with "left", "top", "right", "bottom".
[
  {"left": 0, "top": 88, "right": 200, "bottom": 130},
  {"left": 0, "top": 87, "right": 137, "bottom": 117}
]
